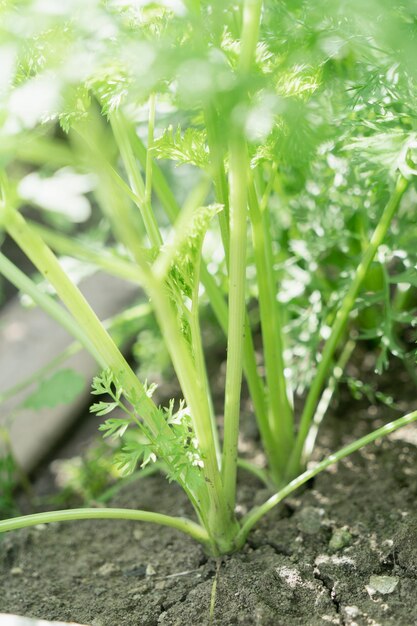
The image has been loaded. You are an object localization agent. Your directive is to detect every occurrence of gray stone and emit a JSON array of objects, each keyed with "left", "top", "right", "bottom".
[
  {"left": 367, "top": 575, "right": 399, "bottom": 595},
  {"left": 0, "top": 273, "right": 138, "bottom": 471}
]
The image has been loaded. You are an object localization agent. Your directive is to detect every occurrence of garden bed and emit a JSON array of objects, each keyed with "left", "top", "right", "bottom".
[
  {"left": 1, "top": 2, "right": 417, "bottom": 625},
  {"left": 1, "top": 357, "right": 416, "bottom": 626}
]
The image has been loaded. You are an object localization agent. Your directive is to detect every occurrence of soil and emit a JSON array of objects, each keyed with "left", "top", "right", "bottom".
[{"left": 1, "top": 354, "right": 417, "bottom": 626}]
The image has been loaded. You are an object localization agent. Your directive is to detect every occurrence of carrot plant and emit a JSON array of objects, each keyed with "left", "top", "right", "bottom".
[{"left": 0, "top": 0, "right": 417, "bottom": 555}]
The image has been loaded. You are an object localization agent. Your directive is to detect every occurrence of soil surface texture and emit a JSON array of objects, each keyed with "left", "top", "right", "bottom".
[{"left": 1, "top": 356, "right": 417, "bottom": 626}]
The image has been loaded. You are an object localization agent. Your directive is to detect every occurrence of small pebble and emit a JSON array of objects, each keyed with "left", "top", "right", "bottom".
[
  {"left": 368, "top": 575, "right": 399, "bottom": 595},
  {"left": 133, "top": 528, "right": 144, "bottom": 541},
  {"left": 342, "top": 606, "right": 360, "bottom": 618},
  {"left": 329, "top": 527, "right": 352, "bottom": 551},
  {"left": 11, "top": 567, "right": 23, "bottom": 576},
  {"left": 97, "top": 562, "right": 120, "bottom": 577},
  {"left": 155, "top": 581, "right": 166, "bottom": 590},
  {"left": 146, "top": 564, "right": 156, "bottom": 576},
  {"left": 297, "top": 507, "right": 323, "bottom": 535}
]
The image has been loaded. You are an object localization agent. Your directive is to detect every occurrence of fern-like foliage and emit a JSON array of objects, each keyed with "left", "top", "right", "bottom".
[
  {"left": 89, "top": 370, "right": 205, "bottom": 494},
  {"left": 153, "top": 125, "right": 210, "bottom": 169},
  {"left": 164, "top": 202, "right": 222, "bottom": 352}
]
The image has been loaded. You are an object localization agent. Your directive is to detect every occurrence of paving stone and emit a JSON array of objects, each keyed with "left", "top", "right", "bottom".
[{"left": 0, "top": 272, "right": 138, "bottom": 471}]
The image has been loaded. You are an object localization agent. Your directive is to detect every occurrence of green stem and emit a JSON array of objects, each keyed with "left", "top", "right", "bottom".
[
  {"left": 200, "top": 264, "right": 269, "bottom": 454},
  {"left": 76, "top": 129, "right": 221, "bottom": 523},
  {"left": 203, "top": 109, "right": 268, "bottom": 442},
  {"left": 145, "top": 93, "right": 156, "bottom": 206},
  {"left": 221, "top": 134, "right": 249, "bottom": 513},
  {"left": 0, "top": 508, "right": 210, "bottom": 546},
  {"left": 237, "top": 408, "right": 417, "bottom": 547},
  {"left": 248, "top": 180, "right": 294, "bottom": 475},
  {"left": 131, "top": 134, "right": 178, "bottom": 222},
  {"left": 286, "top": 174, "right": 409, "bottom": 479},
  {"left": 27, "top": 160, "right": 229, "bottom": 540},
  {"left": 110, "top": 112, "right": 162, "bottom": 248},
  {"left": 239, "top": 0, "right": 263, "bottom": 74},
  {"left": 190, "top": 258, "right": 221, "bottom": 464},
  {"left": 302, "top": 338, "right": 356, "bottom": 462},
  {"left": 204, "top": 104, "right": 230, "bottom": 245},
  {"left": 221, "top": 0, "right": 263, "bottom": 515}
]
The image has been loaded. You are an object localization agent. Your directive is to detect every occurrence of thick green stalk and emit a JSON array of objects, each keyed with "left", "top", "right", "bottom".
[
  {"left": 203, "top": 109, "right": 268, "bottom": 437},
  {"left": 236, "top": 408, "right": 417, "bottom": 547},
  {"left": 200, "top": 264, "right": 270, "bottom": 454},
  {"left": 0, "top": 508, "right": 210, "bottom": 547},
  {"left": 221, "top": 0, "right": 263, "bottom": 513},
  {"left": 286, "top": 174, "right": 409, "bottom": 479},
  {"left": 221, "top": 134, "right": 249, "bottom": 512},
  {"left": 72, "top": 136, "right": 232, "bottom": 542},
  {"left": 239, "top": 0, "right": 263, "bottom": 74},
  {"left": 248, "top": 181, "right": 294, "bottom": 476}
]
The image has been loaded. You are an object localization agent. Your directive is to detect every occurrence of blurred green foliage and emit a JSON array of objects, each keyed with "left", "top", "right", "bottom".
[{"left": 1, "top": 0, "right": 417, "bottom": 389}]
